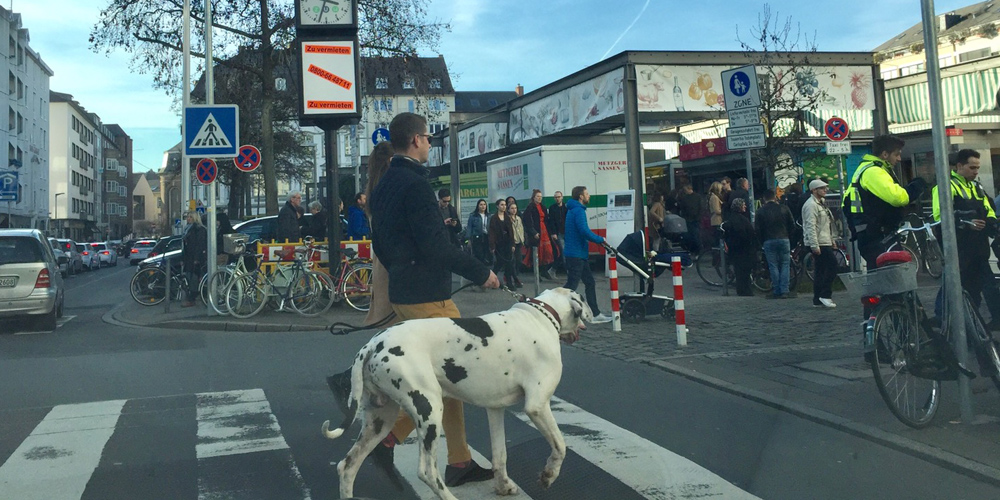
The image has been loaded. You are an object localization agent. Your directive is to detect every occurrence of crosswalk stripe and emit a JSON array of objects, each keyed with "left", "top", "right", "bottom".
[
  {"left": 195, "top": 389, "right": 312, "bottom": 500},
  {"left": 395, "top": 437, "right": 534, "bottom": 500},
  {"left": 513, "top": 396, "right": 759, "bottom": 500},
  {"left": 0, "top": 400, "right": 126, "bottom": 500}
]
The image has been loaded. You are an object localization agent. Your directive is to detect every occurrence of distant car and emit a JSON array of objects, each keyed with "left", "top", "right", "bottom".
[
  {"left": 47, "top": 238, "right": 70, "bottom": 278},
  {"left": 77, "top": 243, "right": 99, "bottom": 271},
  {"left": 233, "top": 214, "right": 314, "bottom": 243},
  {"left": 90, "top": 242, "right": 118, "bottom": 267},
  {"left": 118, "top": 239, "right": 136, "bottom": 257},
  {"left": 55, "top": 238, "right": 83, "bottom": 275},
  {"left": 129, "top": 239, "right": 157, "bottom": 265},
  {"left": 0, "top": 229, "right": 65, "bottom": 330}
]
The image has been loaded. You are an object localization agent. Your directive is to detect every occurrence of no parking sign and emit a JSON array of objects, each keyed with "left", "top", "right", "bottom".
[
  {"left": 196, "top": 158, "right": 218, "bottom": 185},
  {"left": 234, "top": 145, "right": 261, "bottom": 172}
]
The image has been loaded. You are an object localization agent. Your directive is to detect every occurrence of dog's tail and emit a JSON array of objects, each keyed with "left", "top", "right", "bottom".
[{"left": 321, "top": 348, "right": 370, "bottom": 440}]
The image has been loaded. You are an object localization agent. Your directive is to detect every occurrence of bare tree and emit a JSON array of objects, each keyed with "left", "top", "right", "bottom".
[
  {"left": 90, "top": 0, "right": 448, "bottom": 215},
  {"left": 737, "top": 4, "right": 829, "bottom": 188}
]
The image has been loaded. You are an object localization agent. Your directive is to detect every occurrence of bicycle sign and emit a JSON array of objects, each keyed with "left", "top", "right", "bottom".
[{"left": 234, "top": 145, "right": 261, "bottom": 172}]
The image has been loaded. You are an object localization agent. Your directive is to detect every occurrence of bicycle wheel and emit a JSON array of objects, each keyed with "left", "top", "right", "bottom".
[
  {"left": 922, "top": 242, "right": 943, "bottom": 279},
  {"left": 802, "top": 252, "right": 815, "bottom": 282},
  {"left": 751, "top": 261, "right": 772, "bottom": 292},
  {"left": 898, "top": 243, "right": 921, "bottom": 274},
  {"left": 225, "top": 271, "right": 268, "bottom": 319},
  {"left": 288, "top": 270, "right": 322, "bottom": 316},
  {"left": 305, "top": 271, "right": 337, "bottom": 315},
  {"left": 198, "top": 273, "right": 210, "bottom": 305},
  {"left": 341, "top": 263, "right": 373, "bottom": 312},
  {"left": 988, "top": 341, "right": 1000, "bottom": 394},
  {"left": 130, "top": 268, "right": 167, "bottom": 306},
  {"left": 963, "top": 296, "right": 1000, "bottom": 393},
  {"left": 696, "top": 250, "right": 724, "bottom": 287},
  {"left": 870, "top": 301, "right": 940, "bottom": 428},
  {"left": 207, "top": 268, "right": 234, "bottom": 315}
]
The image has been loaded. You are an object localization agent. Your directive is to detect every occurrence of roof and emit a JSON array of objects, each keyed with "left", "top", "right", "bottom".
[
  {"left": 875, "top": 1, "right": 1000, "bottom": 53},
  {"left": 50, "top": 91, "right": 101, "bottom": 128},
  {"left": 454, "top": 91, "right": 519, "bottom": 113},
  {"left": 360, "top": 56, "right": 454, "bottom": 95}
]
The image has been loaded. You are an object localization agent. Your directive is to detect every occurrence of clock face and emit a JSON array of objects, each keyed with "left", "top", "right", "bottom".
[{"left": 300, "top": 0, "right": 353, "bottom": 26}]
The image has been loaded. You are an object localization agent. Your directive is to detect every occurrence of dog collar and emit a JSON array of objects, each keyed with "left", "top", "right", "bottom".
[{"left": 521, "top": 296, "right": 561, "bottom": 332}]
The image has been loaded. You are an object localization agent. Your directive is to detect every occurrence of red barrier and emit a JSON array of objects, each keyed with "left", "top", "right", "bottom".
[
  {"left": 672, "top": 256, "right": 687, "bottom": 345},
  {"left": 609, "top": 255, "right": 621, "bottom": 332}
]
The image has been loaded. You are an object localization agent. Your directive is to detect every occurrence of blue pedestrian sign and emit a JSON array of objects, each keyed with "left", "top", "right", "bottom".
[
  {"left": 721, "top": 65, "right": 760, "bottom": 110},
  {"left": 184, "top": 105, "right": 239, "bottom": 157},
  {"left": 372, "top": 127, "right": 390, "bottom": 145},
  {"left": 0, "top": 170, "right": 17, "bottom": 202}
]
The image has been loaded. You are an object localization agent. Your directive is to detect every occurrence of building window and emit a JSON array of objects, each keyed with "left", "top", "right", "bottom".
[
  {"left": 429, "top": 123, "right": 446, "bottom": 134},
  {"left": 958, "top": 48, "right": 990, "bottom": 63},
  {"left": 375, "top": 77, "right": 388, "bottom": 90},
  {"left": 428, "top": 99, "right": 448, "bottom": 112},
  {"left": 372, "top": 99, "right": 392, "bottom": 112},
  {"left": 402, "top": 77, "right": 415, "bottom": 89},
  {"left": 429, "top": 78, "right": 442, "bottom": 89}
]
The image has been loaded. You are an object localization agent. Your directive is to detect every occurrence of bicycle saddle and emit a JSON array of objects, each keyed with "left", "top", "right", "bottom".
[
  {"left": 876, "top": 251, "right": 912, "bottom": 267},
  {"left": 342, "top": 247, "right": 358, "bottom": 258}
]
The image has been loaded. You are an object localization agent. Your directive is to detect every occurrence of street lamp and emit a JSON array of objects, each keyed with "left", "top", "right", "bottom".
[{"left": 53, "top": 192, "right": 63, "bottom": 238}]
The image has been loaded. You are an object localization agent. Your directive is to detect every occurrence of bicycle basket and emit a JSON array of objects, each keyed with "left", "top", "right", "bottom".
[{"left": 839, "top": 261, "right": 918, "bottom": 297}]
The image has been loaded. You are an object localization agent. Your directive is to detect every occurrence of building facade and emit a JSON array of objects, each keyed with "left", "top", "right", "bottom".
[
  {"left": 49, "top": 91, "right": 100, "bottom": 242},
  {"left": 131, "top": 170, "right": 159, "bottom": 237},
  {"left": 100, "top": 124, "right": 132, "bottom": 239},
  {"left": 0, "top": 6, "right": 52, "bottom": 230}
]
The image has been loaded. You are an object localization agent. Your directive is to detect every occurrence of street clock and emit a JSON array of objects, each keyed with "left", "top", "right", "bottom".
[{"left": 296, "top": 0, "right": 356, "bottom": 30}]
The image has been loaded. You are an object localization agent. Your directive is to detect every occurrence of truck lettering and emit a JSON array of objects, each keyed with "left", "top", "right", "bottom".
[{"left": 496, "top": 179, "right": 514, "bottom": 189}]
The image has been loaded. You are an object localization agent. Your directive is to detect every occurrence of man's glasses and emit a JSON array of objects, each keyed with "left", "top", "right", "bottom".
[{"left": 418, "top": 133, "right": 432, "bottom": 141}]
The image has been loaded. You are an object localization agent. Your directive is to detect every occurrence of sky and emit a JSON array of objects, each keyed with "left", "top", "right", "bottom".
[{"left": 16, "top": 0, "right": 977, "bottom": 174}]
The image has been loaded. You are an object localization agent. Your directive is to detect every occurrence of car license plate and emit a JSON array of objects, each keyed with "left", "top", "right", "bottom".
[{"left": 0, "top": 276, "right": 17, "bottom": 287}]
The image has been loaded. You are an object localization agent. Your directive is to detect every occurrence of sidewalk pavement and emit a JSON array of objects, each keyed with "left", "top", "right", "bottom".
[{"left": 108, "top": 266, "right": 1000, "bottom": 485}]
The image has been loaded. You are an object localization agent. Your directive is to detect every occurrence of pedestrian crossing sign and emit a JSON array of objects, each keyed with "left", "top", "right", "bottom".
[{"left": 183, "top": 105, "right": 239, "bottom": 157}]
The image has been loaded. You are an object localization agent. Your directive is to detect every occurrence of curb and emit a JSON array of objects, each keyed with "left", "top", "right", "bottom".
[
  {"left": 102, "top": 303, "right": 329, "bottom": 333},
  {"left": 647, "top": 359, "right": 1000, "bottom": 488}
]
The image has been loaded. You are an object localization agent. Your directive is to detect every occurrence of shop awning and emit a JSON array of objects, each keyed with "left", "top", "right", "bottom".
[{"left": 887, "top": 67, "right": 1000, "bottom": 124}]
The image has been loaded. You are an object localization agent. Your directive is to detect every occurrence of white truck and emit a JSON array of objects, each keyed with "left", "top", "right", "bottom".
[{"left": 486, "top": 144, "right": 632, "bottom": 256}]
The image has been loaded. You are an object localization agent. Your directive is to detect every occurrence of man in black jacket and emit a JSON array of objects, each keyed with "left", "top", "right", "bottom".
[
  {"left": 181, "top": 211, "right": 207, "bottom": 307},
  {"left": 276, "top": 192, "right": 302, "bottom": 242},
  {"left": 547, "top": 190, "right": 567, "bottom": 273},
  {"left": 437, "top": 188, "right": 463, "bottom": 248},
  {"left": 367, "top": 112, "right": 499, "bottom": 487},
  {"left": 755, "top": 189, "right": 796, "bottom": 299}
]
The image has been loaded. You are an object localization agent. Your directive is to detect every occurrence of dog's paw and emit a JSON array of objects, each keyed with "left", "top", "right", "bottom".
[
  {"left": 494, "top": 478, "right": 518, "bottom": 496},
  {"left": 538, "top": 469, "right": 557, "bottom": 489}
]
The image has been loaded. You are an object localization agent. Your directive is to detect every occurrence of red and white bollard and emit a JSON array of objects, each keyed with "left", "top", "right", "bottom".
[
  {"left": 672, "top": 256, "right": 687, "bottom": 345},
  {"left": 609, "top": 255, "right": 621, "bottom": 332}
]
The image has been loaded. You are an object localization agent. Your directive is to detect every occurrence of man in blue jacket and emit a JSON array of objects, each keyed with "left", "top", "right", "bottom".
[
  {"left": 346, "top": 192, "right": 370, "bottom": 239},
  {"left": 563, "top": 186, "right": 613, "bottom": 323}
]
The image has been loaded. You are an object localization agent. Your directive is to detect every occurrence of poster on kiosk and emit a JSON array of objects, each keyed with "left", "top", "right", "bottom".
[{"left": 605, "top": 190, "right": 635, "bottom": 277}]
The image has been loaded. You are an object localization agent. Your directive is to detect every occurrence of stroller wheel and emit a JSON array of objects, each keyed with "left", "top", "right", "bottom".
[
  {"left": 661, "top": 301, "right": 676, "bottom": 320},
  {"left": 622, "top": 300, "right": 645, "bottom": 324}
]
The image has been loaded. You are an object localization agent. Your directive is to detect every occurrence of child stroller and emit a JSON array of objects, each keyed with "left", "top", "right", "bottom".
[
  {"left": 656, "top": 212, "right": 696, "bottom": 261},
  {"left": 611, "top": 230, "right": 682, "bottom": 323}
]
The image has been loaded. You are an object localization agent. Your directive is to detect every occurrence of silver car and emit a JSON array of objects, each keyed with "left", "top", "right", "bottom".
[
  {"left": 47, "top": 238, "right": 70, "bottom": 278},
  {"left": 90, "top": 242, "right": 118, "bottom": 267},
  {"left": 77, "top": 243, "right": 99, "bottom": 271},
  {"left": 0, "top": 229, "right": 65, "bottom": 330},
  {"left": 56, "top": 238, "right": 83, "bottom": 274},
  {"left": 129, "top": 239, "right": 157, "bottom": 265}
]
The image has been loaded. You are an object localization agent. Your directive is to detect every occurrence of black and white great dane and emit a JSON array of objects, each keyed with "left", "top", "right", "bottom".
[{"left": 322, "top": 287, "right": 593, "bottom": 500}]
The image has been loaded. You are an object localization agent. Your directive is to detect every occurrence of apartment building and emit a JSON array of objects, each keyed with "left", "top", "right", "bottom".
[
  {"left": 100, "top": 123, "right": 132, "bottom": 239},
  {"left": 49, "top": 91, "right": 99, "bottom": 241}
]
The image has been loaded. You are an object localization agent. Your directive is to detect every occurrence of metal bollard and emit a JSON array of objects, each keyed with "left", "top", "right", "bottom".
[
  {"left": 672, "top": 256, "right": 687, "bottom": 346},
  {"left": 164, "top": 256, "right": 172, "bottom": 313},
  {"left": 533, "top": 246, "right": 540, "bottom": 297},
  {"left": 609, "top": 255, "right": 621, "bottom": 332},
  {"left": 720, "top": 239, "right": 729, "bottom": 296}
]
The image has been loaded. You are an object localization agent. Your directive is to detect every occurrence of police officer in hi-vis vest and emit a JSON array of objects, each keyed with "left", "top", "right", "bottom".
[
  {"left": 931, "top": 149, "right": 1000, "bottom": 325},
  {"left": 842, "top": 134, "right": 927, "bottom": 269}
]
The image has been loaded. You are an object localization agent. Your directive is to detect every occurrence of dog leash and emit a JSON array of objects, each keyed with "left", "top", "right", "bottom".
[
  {"left": 500, "top": 285, "right": 562, "bottom": 332},
  {"left": 327, "top": 281, "right": 482, "bottom": 336}
]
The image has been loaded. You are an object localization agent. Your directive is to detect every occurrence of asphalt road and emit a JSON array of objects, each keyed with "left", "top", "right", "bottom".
[{"left": 1, "top": 266, "right": 998, "bottom": 499}]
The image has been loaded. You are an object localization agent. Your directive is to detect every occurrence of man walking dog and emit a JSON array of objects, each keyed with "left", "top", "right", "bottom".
[{"left": 332, "top": 112, "right": 500, "bottom": 488}]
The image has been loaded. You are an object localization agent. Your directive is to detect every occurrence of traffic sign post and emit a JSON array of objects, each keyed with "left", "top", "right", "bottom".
[
  {"left": 196, "top": 158, "right": 218, "bottom": 185},
  {"left": 234, "top": 145, "right": 262, "bottom": 172},
  {"left": 183, "top": 105, "right": 240, "bottom": 157},
  {"left": 0, "top": 170, "right": 17, "bottom": 202},
  {"left": 721, "top": 65, "right": 764, "bottom": 223}
]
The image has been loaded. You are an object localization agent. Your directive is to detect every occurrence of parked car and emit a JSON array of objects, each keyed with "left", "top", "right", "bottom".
[
  {"left": 233, "top": 214, "right": 314, "bottom": 243},
  {"left": 149, "top": 235, "right": 183, "bottom": 259},
  {"left": 1, "top": 229, "right": 65, "bottom": 330},
  {"left": 77, "top": 243, "right": 99, "bottom": 271},
  {"left": 129, "top": 239, "right": 157, "bottom": 265},
  {"left": 90, "top": 242, "right": 118, "bottom": 267},
  {"left": 47, "top": 238, "right": 70, "bottom": 278},
  {"left": 55, "top": 238, "right": 83, "bottom": 275}
]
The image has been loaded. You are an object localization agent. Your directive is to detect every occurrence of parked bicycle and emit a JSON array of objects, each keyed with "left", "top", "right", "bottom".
[
  {"left": 795, "top": 238, "right": 850, "bottom": 282},
  {"left": 328, "top": 247, "right": 372, "bottom": 312},
  {"left": 695, "top": 224, "right": 796, "bottom": 293},
  {"left": 205, "top": 238, "right": 262, "bottom": 315},
  {"left": 130, "top": 256, "right": 208, "bottom": 306},
  {"left": 843, "top": 220, "right": 1000, "bottom": 429},
  {"left": 891, "top": 213, "right": 944, "bottom": 279},
  {"left": 223, "top": 244, "right": 332, "bottom": 319}
]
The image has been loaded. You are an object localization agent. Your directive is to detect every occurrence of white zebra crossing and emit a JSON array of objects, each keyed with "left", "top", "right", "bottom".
[
  {"left": 0, "top": 390, "right": 757, "bottom": 500},
  {"left": 0, "top": 400, "right": 126, "bottom": 500}
]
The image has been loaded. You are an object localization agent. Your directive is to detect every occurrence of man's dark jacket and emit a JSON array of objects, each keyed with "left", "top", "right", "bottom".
[
  {"left": 438, "top": 203, "right": 463, "bottom": 247},
  {"left": 302, "top": 209, "right": 327, "bottom": 241},
  {"left": 371, "top": 155, "right": 491, "bottom": 304},
  {"left": 677, "top": 192, "right": 703, "bottom": 222},
  {"left": 754, "top": 201, "right": 795, "bottom": 242},
  {"left": 276, "top": 200, "right": 301, "bottom": 242},
  {"left": 547, "top": 202, "right": 567, "bottom": 235},
  {"left": 182, "top": 223, "right": 207, "bottom": 273}
]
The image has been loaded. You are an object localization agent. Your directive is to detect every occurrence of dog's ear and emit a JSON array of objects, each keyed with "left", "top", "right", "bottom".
[{"left": 570, "top": 291, "right": 593, "bottom": 323}]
